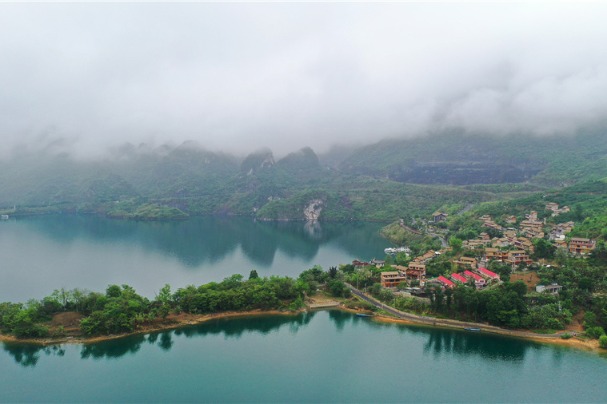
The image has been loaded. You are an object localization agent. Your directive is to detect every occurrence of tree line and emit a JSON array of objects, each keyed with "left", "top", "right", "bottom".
[{"left": 0, "top": 266, "right": 351, "bottom": 338}]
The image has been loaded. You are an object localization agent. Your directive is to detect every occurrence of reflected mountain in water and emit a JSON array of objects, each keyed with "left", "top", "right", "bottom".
[{"left": 17, "top": 215, "right": 386, "bottom": 267}]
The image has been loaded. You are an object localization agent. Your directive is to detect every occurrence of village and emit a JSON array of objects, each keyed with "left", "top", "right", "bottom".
[{"left": 354, "top": 202, "right": 596, "bottom": 298}]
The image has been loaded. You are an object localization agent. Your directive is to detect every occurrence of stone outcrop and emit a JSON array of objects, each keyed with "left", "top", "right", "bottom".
[{"left": 303, "top": 199, "right": 323, "bottom": 221}]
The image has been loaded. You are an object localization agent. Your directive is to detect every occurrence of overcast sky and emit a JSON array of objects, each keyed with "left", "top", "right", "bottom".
[{"left": 1, "top": 2, "right": 606, "bottom": 158}]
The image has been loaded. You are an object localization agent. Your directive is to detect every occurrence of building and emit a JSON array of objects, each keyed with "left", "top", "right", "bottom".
[
  {"left": 463, "top": 270, "right": 486, "bottom": 289},
  {"left": 406, "top": 262, "right": 426, "bottom": 282},
  {"left": 432, "top": 212, "right": 448, "bottom": 223},
  {"left": 506, "top": 250, "right": 533, "bottom": 267},
  {"left": 485, "top": 248, "right": 509, "bottom": 262},
  {"left": 415, "top": 250, "right": 437, "bottom": 264},
  {"left": 455, "top": 256, "right": 477, "bottom": 269},
  {"left": 568, "top": 238, "right": 596, "bottom": 255},
  {"left": 477, "top": 267, "right": 500, "bottom": 282},
  {"left": 370, "top": 259, "right": 385, "bottom": 268},
  {"left": 546, "top": 203, "right": 570, "bottom": 217},
  {"left": 352, "top": 260, "right": 371, "bottom": 269},
  {"left": 536, "top": 284, "right": 563, "bottom": 294},
  {"left": 451, "top": 273, "right": 469, "bottom": 284},
  {"left": 437, "top": 276, "right": 455, "bottom": 288},
  {"left": 380, "top": 272, "right": 407, "bottom": 288}
]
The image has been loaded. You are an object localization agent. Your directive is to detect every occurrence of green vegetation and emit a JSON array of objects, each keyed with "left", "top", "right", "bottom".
[
  {"left": 380, "top": 222, "right": 442, "bottom": 255},
  {"left": 9, "top": 131, "right": 607, "bottom": 223},
  {"left": 106, "top": 202, "right": 188, "bottom": 220},
  {"left": 0, "top": 266, "right": 350, "bottom": 339},
  {"left": 339, "top": 130, "right": 607, "bottom": 187}
]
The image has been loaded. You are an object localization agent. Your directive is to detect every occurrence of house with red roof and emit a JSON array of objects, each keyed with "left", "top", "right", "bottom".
[
  {"left": 463, "top": 270, "right": 486, "bottom": 289},
  {"left": 451, "top": 273, "right": 468, "bottom": 284},
  {"left": 477, "top": 267, "right": 500, "bottom": 282},
  {"left": 437, "top": 276, "right": 455, "bottom": 288}
]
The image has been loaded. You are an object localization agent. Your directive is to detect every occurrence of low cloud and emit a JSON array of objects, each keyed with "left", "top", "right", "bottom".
[{"left": 0, "top": 3, "right": 606, "bottom": 159}]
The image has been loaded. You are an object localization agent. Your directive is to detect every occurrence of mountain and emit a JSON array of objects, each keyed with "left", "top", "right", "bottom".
[
  {"left": 1, "top": 130, "right": 606, "bottom": 221},
  {"left": 339, "top": 130, "right": 607, "bottom": 187}
]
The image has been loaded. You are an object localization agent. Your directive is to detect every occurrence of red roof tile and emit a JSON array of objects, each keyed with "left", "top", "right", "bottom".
[
  {"left": 437, "top": 276, "right": 455, "bottom": 287},
  {"left": 451, "top": 273, "right": 468, "bottom": 283},
  {"left": 464, "top": 270, "right": 483, "bottom": 282},
  {"left": 478, "top": 267, "right": 500, "bottom": 279}
]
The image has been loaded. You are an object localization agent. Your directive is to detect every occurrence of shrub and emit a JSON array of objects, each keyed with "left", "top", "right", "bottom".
[
  {"left": 599, "top": 335, "right": 607, "bottom": 349},
  {"left": 585, "top": 326, "right": 606, "bottom": 339},
  {"left": 560, "top": 333, "right": 573, "bottom": 340}
]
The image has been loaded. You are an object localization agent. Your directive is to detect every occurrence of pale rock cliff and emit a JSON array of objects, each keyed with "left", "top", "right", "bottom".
[{"left": 303, "top": 199, "right": 323, "bottom": 221}]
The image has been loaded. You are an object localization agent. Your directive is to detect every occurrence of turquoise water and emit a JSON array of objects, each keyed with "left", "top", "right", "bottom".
[
  {"left": 1, "top": 216, "right": 606, "bottom": 402},
  {"left": 2, "top": 311, "right": 606, "bottom": 402},
  {"left": 0, "top": 215, "right": 386, "bottom": 302}
]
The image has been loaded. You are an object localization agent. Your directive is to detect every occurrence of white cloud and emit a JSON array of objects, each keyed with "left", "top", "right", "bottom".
[{"left": 0, "top": 2, "right": 606, "bottom": 158}]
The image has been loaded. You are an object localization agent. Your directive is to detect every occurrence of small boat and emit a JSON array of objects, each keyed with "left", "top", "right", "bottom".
[
  {"left": 355, "top": 313, "right": 373, "bottom": 318},
  {"left": 464, "top": 327, "right": 481, "bottom": 332}
]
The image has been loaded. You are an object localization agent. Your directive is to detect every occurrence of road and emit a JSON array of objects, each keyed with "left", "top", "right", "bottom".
[{"left": 345, "top": 283, "right": 568, "bottom": 339}]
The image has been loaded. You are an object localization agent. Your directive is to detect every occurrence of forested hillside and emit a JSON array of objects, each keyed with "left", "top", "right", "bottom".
[
  {"left": 1, "top": 130, "right": 606, "bottom": 221},
  {"left": 339, "top": 130, "right": 607, "bottom": 187}
]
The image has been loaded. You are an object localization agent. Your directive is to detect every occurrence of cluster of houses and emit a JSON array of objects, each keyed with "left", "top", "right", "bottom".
[
  {"left": 479, "top": 211, "right": 544, "bottom": 239},
  {"left": 545, "top": 202, "right": 570, "bottom": 217},
  {"left": 465, "top": 207, "right": 597, "bottom": 259},
  {"left": 379, "top": 264, "right": 500, "bottom": 291},
  {"left": 374, "top": 204, "right": 596, "bottom": 294},
  {"left": 378, "top": 241, "right": 502, "bottom": 291}
]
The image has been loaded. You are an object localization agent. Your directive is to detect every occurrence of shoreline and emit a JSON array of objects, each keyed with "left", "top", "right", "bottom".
[
  {"left": 0, "top": 310, "right": 303, "bottom": 346},
  {"left": 370, "top": 314, "right": 602, "bottom": 354},
  {"left": 0, "top": 306, "right": 603, "bottom": 355}
]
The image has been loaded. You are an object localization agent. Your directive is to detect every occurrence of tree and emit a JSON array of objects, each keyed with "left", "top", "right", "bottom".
[
  {"left": 155, "top": 284, "right": 172, "bottom": 318},
  {"left": 249, "top": 269, "right": 259, "bottom": 280},
  {"left": 328, "top": 266, "right": 338, "bottom": 279},
  {"left": 449, "top": 236, "right": 463, "bottom": 253},
  {"left": 327, "top": 279, "right": 350, "bottom": 298},
  {"left": 106, "top": 285, "right": 122, "bottom": 298},
  {"left": 533, "top": 238, "right": 556, "bottom": 260}
]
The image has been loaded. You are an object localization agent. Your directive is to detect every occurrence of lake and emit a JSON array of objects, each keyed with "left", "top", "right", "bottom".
[
  {"left": 0, "top": 215, "right": 387, "bottom": 302},
  {"left": 1, "top": 311, "right": 606, "bottom": 402},
  {"left": 1, "top": 215, "right": 606, "bottom": 402}
]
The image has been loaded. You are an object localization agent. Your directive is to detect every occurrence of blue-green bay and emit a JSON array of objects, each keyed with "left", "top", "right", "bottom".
[
  {"left": 1, "top": 216, "right": 607, "bottom": 402},
  {"left": 2, "top": 311, "right": 606, "bottom": 402},
  {"left": 0, "top": 215, "right": 386, "bottom": 302}
]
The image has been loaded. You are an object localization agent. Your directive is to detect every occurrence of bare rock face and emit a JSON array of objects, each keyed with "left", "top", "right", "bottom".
[
  {"left": 303, "top": 199, "right": 323, "bottom": 221},
  {"left": 241, "top": 148, "right": 275, "bottom": 175}
]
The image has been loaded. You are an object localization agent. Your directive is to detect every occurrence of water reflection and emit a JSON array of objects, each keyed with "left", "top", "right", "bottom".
[
  {"left": 81, "top": 335, "right": 146, "bottom": 360},
  {"left": 79, "top": 331, "right": 175, "bottom": 360},
  {"left": 16, "top": 215, "right": 385, "bottom": 267},
  {"left": 358, "top": 317, "right": 539, "bottom": 362},
  {"left": 176, "top": 312, "right": 316, "bottom": 339},
  {"left": 2, "top": 312, "right": 556, "bottom": 368},
  {"left": 420, "top": 327, "right": 532, "bottom": 362},
  {"left": 0, "top": 313, "right": 317, "bottom": 368},
  {"left": 2, "top": 343, "right": 64, "bottom": 367}
]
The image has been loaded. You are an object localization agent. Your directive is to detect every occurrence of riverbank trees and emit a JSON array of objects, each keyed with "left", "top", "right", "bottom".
[{"left": 0, "top": 270, "right": 328, "bottom": 338}]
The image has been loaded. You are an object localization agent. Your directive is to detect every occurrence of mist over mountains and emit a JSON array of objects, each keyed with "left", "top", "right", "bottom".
[
  {"left": 1, "top": 129, "right": 606, "bottom": 221},
  {"left": 1, "top": 3, "right": 607, "bottom": 158}
]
